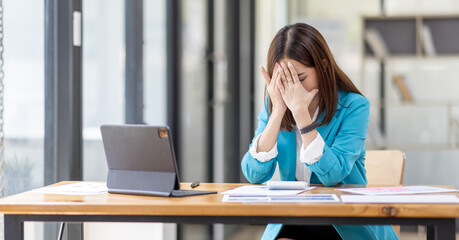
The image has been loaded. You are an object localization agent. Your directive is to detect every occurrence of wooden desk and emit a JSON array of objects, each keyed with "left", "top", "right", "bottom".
[{"left": 0, "top": 182, "right": 457, "bottom": 240}]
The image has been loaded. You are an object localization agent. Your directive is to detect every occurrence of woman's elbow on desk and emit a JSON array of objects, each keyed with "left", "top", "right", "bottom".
[
  {"left": 241, "top": 166, "right": 274, "bottom": 184},
  {"left": 320, "top": 179, "right": 341, "bottom": 187},
  {"left": 241, "top": 153, "right": 276, "bottom": 184},
  {"left": 312, "top": 167, "right": 351, "bottom": 187}
]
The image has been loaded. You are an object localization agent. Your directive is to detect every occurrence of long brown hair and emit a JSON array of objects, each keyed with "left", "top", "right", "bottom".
[{"left": 266, "top": 23, "right": 362, "bottom": 131}]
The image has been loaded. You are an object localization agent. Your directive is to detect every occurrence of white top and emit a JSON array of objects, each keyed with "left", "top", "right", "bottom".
[{"left": 249, "top": 108, "right": 325, "bottom": 182}]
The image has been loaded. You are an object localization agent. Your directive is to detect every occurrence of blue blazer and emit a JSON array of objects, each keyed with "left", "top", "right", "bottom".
[{"left": 241, "top": 91, "right": 399, "bottom": 240}]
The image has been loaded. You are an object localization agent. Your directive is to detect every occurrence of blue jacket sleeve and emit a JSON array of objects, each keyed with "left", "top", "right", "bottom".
[
  {"left": 308, "top": 97, "right": 370, "bottom": 187},
  {"left": 241, "top": 107, "right": 278, "bottom": 184}
]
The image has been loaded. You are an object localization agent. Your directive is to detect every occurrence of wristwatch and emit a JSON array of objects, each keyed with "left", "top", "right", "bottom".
[{"left": 299, "top": 121, "right": 320, "bottom": 135}]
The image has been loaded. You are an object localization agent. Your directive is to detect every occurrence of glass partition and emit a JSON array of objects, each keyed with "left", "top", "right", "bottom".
[{"left": 3, "top": 0, "right": 45, "bottom": 238}]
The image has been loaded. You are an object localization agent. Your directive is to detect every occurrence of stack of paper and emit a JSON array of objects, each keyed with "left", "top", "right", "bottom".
[
  {"left": 339, "top": 186, "right": 459, "bottom": 204},
  {"left": 32, "top": 182, "right": 108, "bottom": 195},
  {"left": 341, "top": 195, "right": 459, "bottom": 204},
  {"left": 338, "top": 186, "right": 458, "bottom": 195}
]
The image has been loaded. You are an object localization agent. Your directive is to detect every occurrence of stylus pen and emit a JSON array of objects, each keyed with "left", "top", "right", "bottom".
[{"left": 191, "top": 181, "right": 200, "bottom": 188}]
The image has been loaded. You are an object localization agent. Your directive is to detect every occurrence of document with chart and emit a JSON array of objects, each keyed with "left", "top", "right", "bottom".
[
  {"left": 221, "top": 185, "right": 314, "bottom": 196},
  {"left": 222, "top": 194, "right": 340, "bottom": 203}
]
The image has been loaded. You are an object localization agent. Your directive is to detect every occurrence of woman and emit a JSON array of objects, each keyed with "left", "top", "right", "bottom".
[{"left": 241, "top": 23, "right": 398, "bottom": 240}]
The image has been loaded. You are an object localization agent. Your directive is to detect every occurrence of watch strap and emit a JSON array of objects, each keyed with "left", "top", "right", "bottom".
[{"left": 299, "top": 121, "right": 320, "bottom": 135}]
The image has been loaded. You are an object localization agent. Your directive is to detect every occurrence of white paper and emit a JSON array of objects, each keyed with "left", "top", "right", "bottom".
[
  {"left": 267, "top": 181, "right": 308, "bottom": 190},
  {"left": 341, "top": 194, "right": 459, "bottom": 204},
  {"left": 338, "top": 186, "right": 457, "bottom": 195},
  {"left": 221, "top": 185, "right": 314, "bottom": 196},
  {"left": 32, "top": 182, "right": 108, "bottom": 195},
  {"left": 223, "top": 194, "right": 340, "bottom": 203}
]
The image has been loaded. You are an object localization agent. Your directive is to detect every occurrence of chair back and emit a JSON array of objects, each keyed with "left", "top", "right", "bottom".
[
  {"left": 365, "top": 150, "right": 406, "bottom": 237},
  {"left": 365, "top": 150, "right": 406, "bottom": 185}
]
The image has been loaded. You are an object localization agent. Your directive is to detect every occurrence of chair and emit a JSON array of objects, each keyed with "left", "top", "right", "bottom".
[
  {"left": 365, "top": 150, "right": 406, "bottom": 186},
  {"left": 365, "top": 150, "right": 406, "bottom": 237}
]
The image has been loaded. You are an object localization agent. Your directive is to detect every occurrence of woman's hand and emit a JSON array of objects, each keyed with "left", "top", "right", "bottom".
[
  {"left": 277, "top": 62, "right": 318, "bottom": 119},
  {"left": 260, "top": 63, "right": 287, "bottom": 116}
]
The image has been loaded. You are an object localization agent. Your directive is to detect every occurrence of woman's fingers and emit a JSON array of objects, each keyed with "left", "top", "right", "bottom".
[
  {"left": 278, "top": 66, "right": 289, "bottom": 91},
  {"left": 273, "top": 62, "right": 280, "bottom": 75},
  {"left": 278, "top": 66, "right": 288, "bottom": 86},
  {"left": 271, "top": 63, "right": 280, "bottom": 86},
  {"left": 276, "top": 74, "right": 285, "bottom": 93},
  {"left": 261, "top": 63, "right": 281, "bottom": 88},
  {"left": 287, "top": 62, "right": 300, "bottom": 84},
  {"left": 280, "top": 62, "right": 293, "bottom": 83},
  {"left": 260, "top": 66, "right": 271, "bottom": 86}
]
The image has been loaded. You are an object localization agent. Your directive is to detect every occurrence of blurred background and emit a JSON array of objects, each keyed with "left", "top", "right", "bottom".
[{"left": 1, "top": 0, "right": 459, "bottom": 239}]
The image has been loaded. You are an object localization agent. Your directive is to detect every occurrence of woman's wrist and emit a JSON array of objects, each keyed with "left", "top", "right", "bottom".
[
  {"left": 291, "top": 106, "right": 311, "bottom": 127},
  {"left": 300, "top": 129, "right": 319, "bottom": 148},
  {"left": 271, "top": 107, "right": 286, "bottom": 117},
  {"left": 291, "top": 104, "right": 308, "bottom": 117},
  {"left": 258, "top": 108, "right": 284, "bottom": 153}
]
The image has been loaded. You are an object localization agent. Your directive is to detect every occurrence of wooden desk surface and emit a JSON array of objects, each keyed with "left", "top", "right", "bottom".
[{"left": 0, "top": 182, "right": 457, "bottom": 218}]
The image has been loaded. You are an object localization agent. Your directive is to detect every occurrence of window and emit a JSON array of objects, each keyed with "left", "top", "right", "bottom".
[
  {"left": 3, "top": 0, "right": 44, "bottom": 197},
  {"left": 83, "top": 0, "right": 124, "bottom": 181}
]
